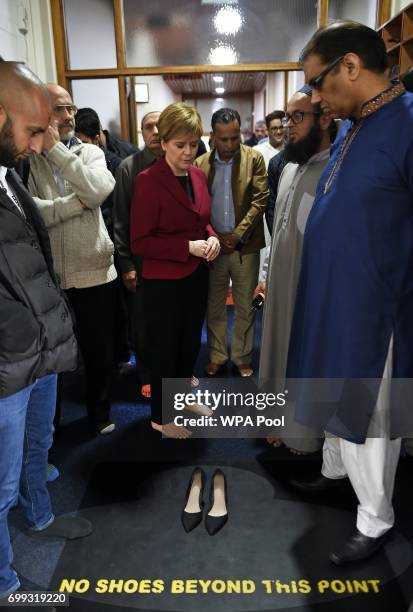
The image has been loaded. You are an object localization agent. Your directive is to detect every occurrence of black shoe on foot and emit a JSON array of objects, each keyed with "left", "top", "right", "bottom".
[
  {"left": 181, "top": 467, "right": 206, "bottom": 533},
  {"left": 330, "top": 529, "right": 388, "bottom": 565},
  {"left": 289, "top": 474, "right": 346, "bottom": 493},
  {"left": 27, "top": 515, "right": 93, "bottom": 540},
  {"left": 205, "top": 469, "right": 228, "bottom": 536}
]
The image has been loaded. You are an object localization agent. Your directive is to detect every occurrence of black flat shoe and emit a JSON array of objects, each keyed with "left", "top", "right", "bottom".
[
  {"left": 205, "top": 469, "right": 228, "bottom": 536},
  {"left": 329, "top": 529, "right": 389, "bottom": 565},
  {"left": 289, "top": 474, "right": 346, "bottom": 493},
  {"left": 181, "top": 467, "right": 206, "bottom": 533}
]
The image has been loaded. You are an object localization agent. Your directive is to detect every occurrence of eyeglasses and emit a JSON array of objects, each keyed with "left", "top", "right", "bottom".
[
  {"left": 308, "top": 55, "right": 344, "bottom": 91},
  {"left": 281, "top": 111, "right": 321, "bottom": 126},
  {"left": 53, "top": 105, "right": 78, "bottom": 116},
  {"left": 268, "top": 125, "right": 284, "bottom": 132}
]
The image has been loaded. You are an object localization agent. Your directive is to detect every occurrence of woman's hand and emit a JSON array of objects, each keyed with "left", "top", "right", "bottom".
[
  {"left": 204, "top": 236, "right": 221, "bottom": 262},
  {"left": 189, "top": 240, "right": 208, "bottom": 258}
]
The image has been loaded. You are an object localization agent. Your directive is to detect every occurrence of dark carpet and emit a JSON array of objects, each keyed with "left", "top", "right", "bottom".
[{"left": 7, "top": 309, "right": 413, "bottom": 612}]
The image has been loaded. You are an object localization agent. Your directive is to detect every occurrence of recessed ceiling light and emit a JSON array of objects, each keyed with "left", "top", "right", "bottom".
[
  {"left": 215, "top": 87, "right": 225, "bottom": 94},
  {"left": 213, "top": 76, "right": 224, "bottom": 83},
  {"left": 214, "top": 6, "right": 243, "bottom": 36},
  {"left": 209, "top": 44, "right": 237, "bottom": 65}
]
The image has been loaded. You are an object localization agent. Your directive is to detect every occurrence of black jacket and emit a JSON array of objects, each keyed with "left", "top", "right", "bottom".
[
  {"left": 266, "top": 149, "right": 288, "bottom": 235},
  {"left": 0, "top": 169, "right": 77, "bottom": 397},
  {"left": 104, "top": 131, "right": 138, "bottom": 160}
]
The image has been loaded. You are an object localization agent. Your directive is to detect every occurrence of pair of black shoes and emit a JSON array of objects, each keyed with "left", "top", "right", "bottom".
[{"left": 181, "top": 468, "right": 228, "bottom": 535}]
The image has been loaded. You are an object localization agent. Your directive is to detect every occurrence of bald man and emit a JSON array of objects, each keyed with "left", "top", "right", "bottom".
[
  {"left": 28, "top": 84, "right": 117, "bottom": 435},
  {"left": 0, "top": 62, "right": 92, "bottom": 600}
]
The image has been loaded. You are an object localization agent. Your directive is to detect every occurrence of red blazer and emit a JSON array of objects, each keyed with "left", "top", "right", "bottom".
[{"left": 130, "top": 157, "right": 216, "bottom": 279}]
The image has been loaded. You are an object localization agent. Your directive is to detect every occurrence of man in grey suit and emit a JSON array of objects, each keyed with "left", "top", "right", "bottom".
[{"left": 113, "top": 111, "right": 162, "bottom": 398}]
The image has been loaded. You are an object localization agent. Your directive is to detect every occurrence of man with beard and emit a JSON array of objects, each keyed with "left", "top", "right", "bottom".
[
  {"left": 28, "top": 84, "right": 117, "bottom": 436},
  {"left": 113, "top": 111, "right": 162, "bottom": 398},
  {"left": 0, "top": 62, "right": 91, "bottom": 601},
  {"left": 257, "top": 85, "right": 333, "bottom": 453}
]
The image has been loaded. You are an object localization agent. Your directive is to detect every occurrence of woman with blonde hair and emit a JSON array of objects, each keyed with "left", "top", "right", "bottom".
[{"left": 131, "top": 103, "right": 220, "bottom": 437}]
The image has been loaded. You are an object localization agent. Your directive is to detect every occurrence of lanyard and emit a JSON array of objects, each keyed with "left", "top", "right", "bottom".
[{"left": 0, "top": 178, "right": 26, "bottom": 219}]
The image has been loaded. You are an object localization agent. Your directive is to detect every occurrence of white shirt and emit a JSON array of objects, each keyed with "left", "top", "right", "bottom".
[{"left": 253, "top": 141, "right": 282, "bottom": 170}]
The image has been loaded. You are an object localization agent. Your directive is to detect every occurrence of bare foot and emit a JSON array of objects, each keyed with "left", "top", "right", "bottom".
[
  {"left": 141, "top": 384, "right": 151, "bottom": 399},
  {"left": 267, "top": 435, "right": 282, "bottom": 447},
  {"left": 289, "top": 447, "right": 310, "bottom": 456},
  {"left": 151, "top": 421, "right": 192, "bottom": 439}
]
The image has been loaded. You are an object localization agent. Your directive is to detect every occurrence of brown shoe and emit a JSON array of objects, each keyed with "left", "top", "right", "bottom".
[
  {"left": 205, "top": 362, "right": 222, "bottom": 377},
  {"left": 238, "top": 364, "right": 253, "bottom": 377}
]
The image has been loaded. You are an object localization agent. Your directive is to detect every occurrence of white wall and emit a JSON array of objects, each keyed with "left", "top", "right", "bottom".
[
  {"left": 253, "top": 88, "right": 265, "bottom": 122},
  {"left": 265, "top": 73, "right": 285, "bottom": 114},
  {"left": 0, "top": 0, "right": 56, "bottom": 82},
  {"left": 136, "top": 75, "right": 180, "bottom": 145},
  {"left": 72, "top": 78, "right": 121, "bottom": 135},
  {"left": 193, "top": 96, "right": 253, "bottom": 136},
  {"left": 0, "top": 0, "right": 29, "bottom": 63},
  {"left": 391, "top": 0, "right": 412, "bottom": 16},
  {"left": 287, "top": 71, "right": 305, "bottom": 101},
  {"left": 64, "top": 0, "right": 117, "bottom": 69}
]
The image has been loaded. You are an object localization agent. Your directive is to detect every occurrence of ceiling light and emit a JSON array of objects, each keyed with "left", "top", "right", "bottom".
[
  {"left": 209, "top": 44, "right": 237, "bottom": 65},
  {"left": 215, "top": 87, "right": 225, "bottom": 94},
  {"left": 214, "top": 6, "right": 243, "bottom": 36},
  {"left": 202, "top": 0, "right": 238, "bottom": 4},
  {"left": 213, "top": 75, "right": 224, "bottom": 83}
]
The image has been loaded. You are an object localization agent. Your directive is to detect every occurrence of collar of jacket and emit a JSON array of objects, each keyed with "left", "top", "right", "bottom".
[
  {"left": 208, "top": 146, "right": 241, "bottom": 166},
  {"left": 153, "top": 157, "right": 203, "bottom": 213},
  {"left": 142, "top": 146, "right": 158, "bottom": 165}
]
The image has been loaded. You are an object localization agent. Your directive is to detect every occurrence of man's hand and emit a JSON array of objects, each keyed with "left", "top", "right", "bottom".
[
  {"left": 253, "top": 281, "right": 266, "bottom": 298},
  {"left": 42, "top": 120, "right": 60, "bottom": 152},
  {"left": 217, "top": 232, "right": 240, "bottom": 253},
  {"left": 204, "top": 236, "right": 220, "bottom": 262},
  {"left": 122, "top": 270, "right": 137, "bottom": 292}
]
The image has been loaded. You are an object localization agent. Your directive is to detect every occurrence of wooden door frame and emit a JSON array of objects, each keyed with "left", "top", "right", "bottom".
[
  {"left": 53, "top": 0, "right": 393, "bottom": 140},
  {"left": 49, "top": 0, "right": 309, "bottom": 140}
]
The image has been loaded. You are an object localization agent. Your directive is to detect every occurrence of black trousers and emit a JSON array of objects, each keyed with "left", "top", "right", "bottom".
[
  {"left": 143, "top": 263, "right": 209, "bottom": 424},
  {"left": 127, "top": 282, "right": 151, "bottom": 386},
  {"left": 65, "top": 280, "right": 117, "bottom": 427}
]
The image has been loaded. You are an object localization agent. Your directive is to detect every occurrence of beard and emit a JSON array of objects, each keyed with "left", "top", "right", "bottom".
[
  {"left": 283, "top": 122, "right": 323, "bottom": 165},
  {"left": 0, "top": 116, "right": 21, "bottom": 167},
  {"left": 60, "top": 128, "right": 75, "bottom": 142}
]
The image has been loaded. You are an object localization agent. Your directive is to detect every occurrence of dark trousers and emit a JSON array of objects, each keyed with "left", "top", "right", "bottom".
[
  {"left": 143, "top": 263, "right": 208, "bottom": 424},
  {"left": 114, "top": 256, "right": 132, "bottom": 364},
  {"left": 65, "top": 280, "right": 117, "bottom": 427},
  {"left": 127, "top": 282, "right": 151, "bottom": 386}
]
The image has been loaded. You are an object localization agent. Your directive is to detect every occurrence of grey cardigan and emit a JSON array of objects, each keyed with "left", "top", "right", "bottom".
[{"left": 28, "top": 140, "right": 117, "bottom": 289}]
